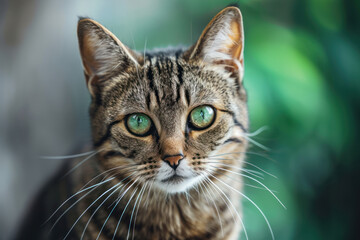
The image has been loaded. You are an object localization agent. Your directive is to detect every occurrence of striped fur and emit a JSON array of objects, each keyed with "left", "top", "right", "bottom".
[{"left": 16, "top": 6, "right": 249, "bottom": 240}]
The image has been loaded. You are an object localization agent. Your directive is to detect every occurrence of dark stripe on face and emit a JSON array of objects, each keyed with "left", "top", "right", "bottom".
[
  {"left": 175, "top": 83, "right": 181, "bottom": 103},
  {"left": 185, "top": 88, "right": 191, "bottom": 106},
  {"left": 94, "top": 120, "right": 121, "bottom": 147},
  {"left": 218, "top": 109, "right": 247, "bottom": 133},
  {"left": 155, "top": 58, "right": 161, "bottom": 73},
  {"left": 224, "top": 137, "right": 242, "bottom": 144},
  {"left": 146, "top": 60, "right": 161, "bottom": 105},
  {"left": 147, "top": 65, "right": 154, "bottom": 91},
  {"left": 146, "top": 93, "right": 151, "bottom": 110},
  {"left": 103, "top": 150, "right": 126, "bottom": 159},
  {"left": 154, "top": 88, "right": 161, "bottom": 105},
  {"left": 177, "top": 61, "right": 184, "bottom": 85},
  {"left": 233, "top": 118, "right": 247, "bottom": 133}
]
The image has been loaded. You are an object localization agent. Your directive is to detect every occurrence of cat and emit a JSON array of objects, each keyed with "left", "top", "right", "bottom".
[{"left": 15, "top": 6, "right": 248, "bottom": 240}]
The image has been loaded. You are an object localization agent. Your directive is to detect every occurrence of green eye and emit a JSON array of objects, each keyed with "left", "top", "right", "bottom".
[
  {"left": 126, "top": 113, "right": 152, "bottom": 136},
  {"left": 190, "top": 105, "right": 215, "bottom": 129}
]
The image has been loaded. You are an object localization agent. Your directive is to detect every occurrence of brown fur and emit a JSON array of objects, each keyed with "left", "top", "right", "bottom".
[{"left": 16, "top": 6, "right": 249, "bottom": 240}]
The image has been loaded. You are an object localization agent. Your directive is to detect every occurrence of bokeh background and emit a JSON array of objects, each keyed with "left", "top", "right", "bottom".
[{"left": 1, "top": 0, "right": 359, "bottom": 239}]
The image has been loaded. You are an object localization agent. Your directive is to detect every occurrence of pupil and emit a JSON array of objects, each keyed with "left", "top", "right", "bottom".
[
  {"left": 200, "top": 110, "right": 205, "bottom": 120},
  {"left": 137, "top": 117, "right": 142, "bottom": 126}
]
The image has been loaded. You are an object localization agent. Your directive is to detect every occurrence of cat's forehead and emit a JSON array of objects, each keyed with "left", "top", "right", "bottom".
[{"left": 110, "top": 54, "right": 231, "bottom": 113}]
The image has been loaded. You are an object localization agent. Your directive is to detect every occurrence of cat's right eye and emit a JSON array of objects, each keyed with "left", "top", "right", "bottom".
[{"left": 125, "top": 113, "right": 152, "bottom": 136}]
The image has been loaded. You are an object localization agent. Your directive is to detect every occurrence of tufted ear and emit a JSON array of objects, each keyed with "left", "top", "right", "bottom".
[
  {"left": 77, "top": 18, "right": 141, "bottom": 96},
  {"left": 186, "top": 7, "right": 244, "bottom": 81}
]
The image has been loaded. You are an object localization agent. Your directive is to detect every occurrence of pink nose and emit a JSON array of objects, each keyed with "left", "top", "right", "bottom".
[{"left": 163, "top": 154, "right": 184, "bottom": 170}]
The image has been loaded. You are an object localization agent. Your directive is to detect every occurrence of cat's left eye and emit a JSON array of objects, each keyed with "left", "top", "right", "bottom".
[
  {"left": 189, "top": 105, "right": 215, "bottom": 130},
  {"left": 126, "top": 113, "right": 152, "bottom": 136}
]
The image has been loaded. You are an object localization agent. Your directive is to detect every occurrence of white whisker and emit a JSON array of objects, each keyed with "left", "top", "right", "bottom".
[
  {"left": 203, "top": 174, "right": 249, "bottom": 240},
  {"left": 246, "top": 126, "right": 269, "bottom": 137},
  {"left": 40, "top": 150, "right": 95, "bottom": 160},
  {"left": 211, "top": 166, "right": 286, "bottom": 209},
  {"left": 198, "top": 180, "right": 224, "bottom": 237},
  {"left": 244, "top": 161, "right": 278, "bottom": 179},
  {"left": 80, "top": 183, "right": 124, "bottom": 240},
  {"left": 96, "top": 178, "right": 139, "bottom": 240},
  {"left": 62, "top": 182, "right": 122, "bottom": 240},
  {"left": 204, "top": 160, "right": 264, "bottom": 179},
  {"left": 245, "top": 183, "right": 278, "bottom": 193},
  {"left": 112, "top": 187, "right": 139, "bottom": 240},
  {"left": 63, "top": 149, "right": 105, "bottom": 177},
  {"left": 242, "top": 135, "right": 270, "bottom": 151},
  {"left": 127, "top": 183, "right": 147, "bottom": 240},
  {"left": 207, "top": 171, "right": 275, "bottom": 240},
  {"left": 47, "top": 177, "right": 114, "bottom": 229},
  {"left": 132, "top": 182, "right": 149, "bottom": 240}
]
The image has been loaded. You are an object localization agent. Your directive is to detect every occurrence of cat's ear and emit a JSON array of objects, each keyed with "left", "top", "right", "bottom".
[
  {"left": 185, "top": 7, "right": 244, "bottom": 81},
  {"left": 77, "top": 18, "right": 141, "bottom": 96}
]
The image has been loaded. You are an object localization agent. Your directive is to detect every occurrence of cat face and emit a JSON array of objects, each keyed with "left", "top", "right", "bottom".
[{"left": 77, "top": 7, "right": 248, "bottom": 193}]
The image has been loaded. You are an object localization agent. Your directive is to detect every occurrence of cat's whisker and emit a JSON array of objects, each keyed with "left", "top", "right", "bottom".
[
  {"left": 46, "top": 177, "right": 114, "bottom": 227},
  {"left": 193, "top": 182, "right": 200, "bottom": 195},
  {"left": 202, "top": 173, "right": 249, "bottom": 240},
  {"left": 106, "top": 173, "right": 138, "bottom": 209},
  {"left": 197, "top": 182, "right": 210, "bottom": 205},
  {"left": 202, "top": 177, "right": 237, "bottom": 234},
  {"left": 241, "top": 134, "right": 270, "bottom": 151},
  {"left": 244, "top": 168, "right": 265, "bottom": 177},
  {"left": 127, "top": 182, "right": 147, "bottom": 240},
  {"left": 210, "top": 166, "right": 286, "bottom": 209},
  {"left": 62, "top": 181, "right": 123, "bottom": 240},
  {"left": 209, "top": 151, "right": 271, "bottom": 161},
  {"left": 212, "top": 169, "right": 279, "bottom": 195},
  {"left": 40, "top": 150, "right": 95, "bottom": 160},
  {"left": 80, "top": 172, "right": 137, "bottom": 239},
  {"left": 244, "top": 161, "right": 278, "bottom": 179},
  {"left": 207, "top": 158, "right": 266, "bottom": 178},
  {"left": 80, "top": 182, "right": 124, "bottom": 240},
  {"left": 208, "top": 155, "right": 278, "bottom": 178},
  {"left": 79, "top": 164, "right": 138, "bottom": 191},
  {"left": 206, "top": 171, "right": 275, "bottom": 240},
  {"left": 185, "top": 191, "right": 191, "bottom": 207},
  {"left": 245, "top": 126, "right": 269, "bottom": 137},
  {"left": 144, "top": 181, "right": 154, "bottom": 208},
  {"left": 62, "top": 148, "right": 105, "bottom": 177},
  {"left": 95, "top": 178, "right": 139, "bottom": 240},
  {"left": 198, "top": 180, "right": 224, "bottom": 237},
  {"left": 132, "top": 182, "right": 149, "bottom": 240},
  {"left": 245, "top": 184, "right": 278, "bottom": 193},
  {"left": 204, "top": 161, "right": 264, "bottom": 179},
  {"left": 112, "top": 186, "right": 139, "bottom": 240}
]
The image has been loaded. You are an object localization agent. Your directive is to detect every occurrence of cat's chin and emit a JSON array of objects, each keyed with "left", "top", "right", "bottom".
[{"left": 155, "top": 175, "right": 203, "bottom": 194}]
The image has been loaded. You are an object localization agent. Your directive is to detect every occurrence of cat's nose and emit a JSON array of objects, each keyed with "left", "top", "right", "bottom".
[{"left": 162, "top": 154, "right": 184, "bottom": 170}]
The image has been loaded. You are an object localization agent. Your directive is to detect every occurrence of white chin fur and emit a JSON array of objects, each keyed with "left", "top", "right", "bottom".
[{"left": 156, "top": 175, "right": 203, "bottom": 193}]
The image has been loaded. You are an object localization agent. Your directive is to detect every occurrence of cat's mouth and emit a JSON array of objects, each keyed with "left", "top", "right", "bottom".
[{"left": 161, "top": 174, "right": 188, "bottom": 183}]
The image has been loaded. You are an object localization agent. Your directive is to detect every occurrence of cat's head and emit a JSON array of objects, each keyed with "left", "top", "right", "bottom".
[{"left": 77, "top": 7, "right": 248, "bottom": 193}]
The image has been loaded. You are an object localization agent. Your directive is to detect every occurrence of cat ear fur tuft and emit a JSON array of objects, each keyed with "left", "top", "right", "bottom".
[
  {"left": 77, "top": 18, "right": 140, "bottom": 95},
  {"left": 186, "top": 7, "right": 245, "bottom": 81}
]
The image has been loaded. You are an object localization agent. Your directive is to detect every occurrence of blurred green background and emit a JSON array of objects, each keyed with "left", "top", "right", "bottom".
[{"left": 1, "top": 0, "right": 359, "bottom": 239}]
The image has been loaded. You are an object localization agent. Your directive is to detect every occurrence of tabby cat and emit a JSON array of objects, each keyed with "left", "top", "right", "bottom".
[{"left": 16, "top": 6, "right": 249, "bottom": 240}]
